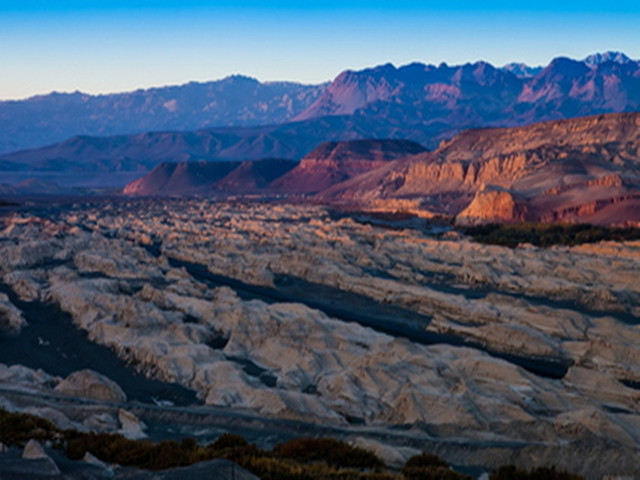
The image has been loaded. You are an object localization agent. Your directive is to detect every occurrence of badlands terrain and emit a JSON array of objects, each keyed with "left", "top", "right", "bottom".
[
  {"left": 124, "top": 112, "right": 640, "bottom": 226},
  {"left": 1, "top": 198, "right": 640, "bottom": 478}
]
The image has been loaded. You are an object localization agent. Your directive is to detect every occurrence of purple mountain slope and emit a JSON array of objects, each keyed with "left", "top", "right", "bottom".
[
  {"left": 295, "top": 52, "right": 640, "bottom": 127},
  {"left": 123, "top": 158, "right": 297, "bottom": 196},
  {"left": 0, "top": 76, "right": 326, "bottom": 155},
  {"left": 1, "top": 52, "right": 639, "bottom": 188}
]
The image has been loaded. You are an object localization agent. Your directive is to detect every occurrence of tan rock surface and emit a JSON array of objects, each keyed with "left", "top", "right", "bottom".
[
  {"left": 118, "top": 409, "right": 147, "bottom": 440},
  {"left": 270, "top": 139, "right": 426, "bottom": 194},
  {"left": 54, "top": 369, "right": 127, "bottom": 403},
  {"left": 0, "top": 200, "right": 639, "bottom": 462},
  {"left": 21, "top": 439, "right": 61, "bottom": 475},
  {"left": 0, "top": 363, "right": 59, "bottom": 389},
  {"left": 456, "top": 185, "right": 532, "bottom": 225},
  {"left": 22, "top": 439, "right": 49, "bottom": 460},
  {"left": 0, "top": 293, "right": 26, "bottom": 334}
]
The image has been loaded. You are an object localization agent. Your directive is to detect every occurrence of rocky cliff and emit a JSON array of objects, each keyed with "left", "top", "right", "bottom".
[
  {"left": 269, "top": 139, "right": 426, "bottom": 194},
  {"left": 320, "top": 112, "right": 640, "bottom": 225}
]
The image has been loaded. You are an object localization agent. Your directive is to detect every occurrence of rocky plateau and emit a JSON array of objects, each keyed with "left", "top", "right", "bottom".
[{"left": 0, "top": 199, "right": 639, "bottom": 478}]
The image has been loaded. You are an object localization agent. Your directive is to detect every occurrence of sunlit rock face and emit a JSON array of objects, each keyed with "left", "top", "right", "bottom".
[
  {"left": 120, "top": 112, "right": 640, "bottom": 227},
  {"left": 456, "top": 186, "right": 533, "bottom": 225},
  {"left": 269, "top": 139, "right": 427, "bottom": 194},
  {"left": 320, "top": 112, "right": 640, "bottom": 225},
  {"left": 0, "top": 200, "right": 640, "bottom": 473},
  {"left": 123, "top": 139, "right": 425, "bottom": 197}
]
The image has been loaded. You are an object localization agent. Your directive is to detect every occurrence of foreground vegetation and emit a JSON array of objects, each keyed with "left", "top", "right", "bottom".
[
  {"left": 0, "top": 408, "right": 583, "bottom": 479},
  {"left": 460, "top": 222, "right": 640, "bottom": 248}
]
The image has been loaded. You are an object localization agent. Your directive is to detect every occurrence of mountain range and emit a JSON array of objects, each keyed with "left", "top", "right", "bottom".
[
  {"left": 0, "top": 51, "right": 639, "bottom": 192},
  {"left": 0, "top": 77, "right": 325, "bottom": 155},
  {"left": 124, "top": 112, "right": 640, "bottom": 227}
]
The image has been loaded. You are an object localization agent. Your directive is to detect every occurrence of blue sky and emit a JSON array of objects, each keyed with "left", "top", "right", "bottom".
[{"left": 1, "top": 1, "right": 639, "bottom": 100}]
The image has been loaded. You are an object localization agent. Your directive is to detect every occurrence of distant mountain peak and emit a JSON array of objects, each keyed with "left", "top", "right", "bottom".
[
  {"left": 0, "top": 76, "right": 326, "bottom": 155},
  {"left": 584, "top": 51, "right": 633, "bottom": 66},
  {"left": 371, "top": 62, "right": 397, "bottom": 73},
  {"left": 221, "top": 74, "right": 261, "bottom": 84},
  {"left": 501, "top": 62, "right": 543, "bottom": 78}
]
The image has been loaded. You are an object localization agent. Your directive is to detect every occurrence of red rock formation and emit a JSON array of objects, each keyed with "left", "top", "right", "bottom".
[
  {"left": 123, "top": 159, "right": 296, "bottom": 196},
  {"left": 320, "top": 112, "right": 640, "bottom": 226},
  {"left": 456, "top": 186, "right": 532, "bottom": 225},
  {"left": 269, "top": 139, "right": 426, "bottom": 194}
]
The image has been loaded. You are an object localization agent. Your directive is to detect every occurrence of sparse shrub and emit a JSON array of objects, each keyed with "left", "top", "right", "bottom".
[
  {"left": 460, "top": 223, "right": 640, "bottom": 248},
  {"left": 66, "top": 431, "right": 155, "bottom": 466},
  {"left": 5, "top": 408, "right": 582, "bottom": 480},
  {"left": 404, "top": 453, "right": 449, "bottom": 469},
  {"left": 180, "top": 437, "right": 198, "bottom": 450},
  {"left": 402, "top": 452, "right": 471, "bottom": 480},
  {"left": 490, "top": 465, "right": 584, "bottom": 480},
  {"left": 208, "top": 432, "right": 248, "bottom": 450},
  {"left": 0, "top": 409, "right": 61, "bottom": 446},
  {"left": 273, "top": 437, "right": 384, "bottom": 469}
]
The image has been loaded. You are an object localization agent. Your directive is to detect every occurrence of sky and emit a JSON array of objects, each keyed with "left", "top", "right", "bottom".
[{"left": 1, "top": 1, "right": 639, "bottom": 100}]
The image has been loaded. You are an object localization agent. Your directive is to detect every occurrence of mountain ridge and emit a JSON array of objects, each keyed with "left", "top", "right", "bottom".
[
  {"left": 1, "top": 51, "right": 639, "bottom": 189},
  {"left": 1, "top": 51, "right": 638, "bottom": 158},
  {"left": 0, "top": 76, "right": 326, "bottom": 155},
  {"left": 295, "top": 52, "right": 640, "bottom": 125}
]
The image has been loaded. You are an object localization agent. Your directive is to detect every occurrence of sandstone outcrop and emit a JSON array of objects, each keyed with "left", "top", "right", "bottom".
[
  {"left": 22, "top": 440, "right": 61, "bottom": 475},
  {"left": 123, "top": 158, "right": 297, "bottom": 196},
  {"left": 22, "top": 440, "right": 49, "bottom": 460},
  {"left": 0, "top": 363, "right": 59, "bottom": 389},
  {"left": 124, "top": 139, "right": 426, "bottom": 197},
  {"left": 270, "top": 139, "right": 426, "bottom": 194},
  {"left": 118, "top": 113, "right": 640, "bottom": 226},
  {"left": 54, "top": 370, "right": 127, "bottom": 403},
  {"left": 0, "top": 294, "right": 26, "bottom": 334},
  {"left": 320, "top": 112, "right": 640, "bottom": 225},
  {"left": 118, "top": 409, "right": 147, "bottom": 440},
  {"left": 456, "top": 185, "right": 532, "bottom": 225}
]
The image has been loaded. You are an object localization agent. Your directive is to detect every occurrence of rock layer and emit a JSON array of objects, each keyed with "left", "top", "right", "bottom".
[
  {"left": 321, "top": 112, "right": 640, "bottom": 225},
  {"left": 270, "top": 139, "right": 426, "bottom": 194}
]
